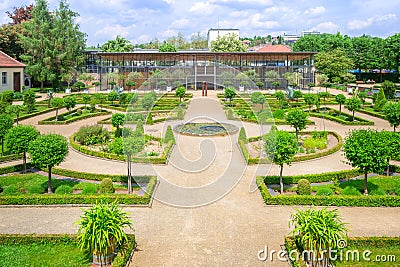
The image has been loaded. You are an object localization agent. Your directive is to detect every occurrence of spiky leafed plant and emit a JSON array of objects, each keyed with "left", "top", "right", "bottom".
[
  {"left": 289, "top": 208, "right": 348, "bottom": 267},
  {"left": 77, "top": 202, "right": 133, "bottom": 262}
]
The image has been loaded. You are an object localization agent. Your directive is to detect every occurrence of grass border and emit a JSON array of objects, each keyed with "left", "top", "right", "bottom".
[
  {"left": 38, "top": 108, "right": 111, "bottom": 125},
  {"left": 0, "top": 234, "right": 135, "bottom": 267}
]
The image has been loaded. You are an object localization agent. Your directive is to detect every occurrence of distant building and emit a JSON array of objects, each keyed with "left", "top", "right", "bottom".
[
  {"left": 251, "top": 44, "right": 292, "bottom": 53},
  {"left": 301, "top": 30, "right": 321, "bottom": 36},
  {"left": 0, "top": 51, "right": 25, "bottom": 92},
  {"left": 207, "top": 28, "right": 240, "bottom": 48}
]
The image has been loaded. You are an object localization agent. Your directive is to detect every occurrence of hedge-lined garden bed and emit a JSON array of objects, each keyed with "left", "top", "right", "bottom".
[
  {"left": 38, "top": 108, "right": 111, "bottom": 125},
  {"left": 0, "top": 234, "right": 135, "bottom": 267},
  {"left": 0, "top": 153, "right": 23, "bottom": 163},
  {"left": 257, "top": 171, "right": 400, "bottom": 207},
  {"left": 310, "top": 107, "right": 374, "bottom": 125},
  {"left": 240, "top": 131, "right": 343, "bottom": 164}
]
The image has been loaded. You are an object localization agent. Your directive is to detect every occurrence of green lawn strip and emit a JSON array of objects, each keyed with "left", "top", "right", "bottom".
[
  {"left": 0, "top": 234, "right": 135, "bottom": 267},
  {"left": 242, "top": 131, "right": 342, "bottom": 164},
  {"left": 16, "top": 105, "right": 58, "bottom": 122},
  {"left": 357, "top": 106, "right": 386, "bottom": 119},
  {"left": 38, "top": 108, "right": 111, "bottom": 125},
  {"left": 285, "top": 236, "right": 400, "bottom": 267},
  {"left": 69, "top": 133, "right": 173, "bottom": 164}
]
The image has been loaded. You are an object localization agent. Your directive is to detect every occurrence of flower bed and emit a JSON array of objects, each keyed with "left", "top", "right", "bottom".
[{"left": 174, "top": 122, "right": 239, "bottom": 136}]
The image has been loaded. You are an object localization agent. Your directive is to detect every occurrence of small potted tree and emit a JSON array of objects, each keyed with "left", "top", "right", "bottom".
[{"left": 77, "top": 202, "right": 133, "bottom": 266}]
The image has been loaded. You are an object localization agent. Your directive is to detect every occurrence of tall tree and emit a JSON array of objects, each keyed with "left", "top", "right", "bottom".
[
  {"left": 344, "top": 129, "right": 389, "bottom": 195},
  {"left": 101, "top": 35, "right": 133, "bottom": 52},
  {"left": 384, "top": 33, "right": 400, "bottom": 73},
  {"left": 29, "top": 133, "right": 68, "bottom": 193},
  {"left": 159, "top": 42, "right": 178, "bottom": 52},
  {"left": 19, "top": 0, "right": 52, "bottom": 89},
  {"left": 210, "top": 33, "right": 247, "bottom": 52},
  {"left": 264, "top": 130, "right": 298, "bottom": 194},
  {"left": 0, "top": 114, "right": 13, "bottom": 156},
  {"left": 6, "top": 125, "right": 39, "bottom": 171},
  {"left": 6, "top": 4, "right": 34, "bottom": 25},
  {"left": 383, "top": 102, "right": 400, "bottom": 132},
  {"left": 314, "top": 49, "right": 354, "bottom": 82},
  {"left": 335, "top": 94, "right": 346, "bottom": 114}
]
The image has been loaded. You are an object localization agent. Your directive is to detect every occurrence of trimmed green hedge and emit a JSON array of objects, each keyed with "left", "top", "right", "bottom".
[
  {"left": 242, "top": 131, "right": 343, "bottom": 164},
  {"left": 0, "top": 153, "right": 23, "bottom": 163},
  {"left": 256, "top": 175, "right": 400, "bottom": 207},
  {"left": 357, "top": 108, "right": 386, "bottom": 119},
  {"left": 310, "top": 110, "right": 374, "bottom": 125},
  {"left": 262, "top": 169, "right": 363, "bottom": 184},
  {"left": 0, "top": 163, "right": 32, "bottom": 175},
  {"left": 17, "top": 107, "right": 58, "bottom": 122},
  {"left": 0, "top": 234, "right": 135, "bottom": 267},
  {"left": 0, "top": 194, "right": 151, "bottom": 205},
  {"left": 69, "top": 134, "right": 173, "bottom": 164},
  {"left": 39, "top": 108, "right": 111, "bottom": 125}
]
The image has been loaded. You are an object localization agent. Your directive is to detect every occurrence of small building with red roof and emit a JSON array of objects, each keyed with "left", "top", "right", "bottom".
[
  {"left": 0, "top": 51, "right": 25, "bottom": 92},
  {"left": 250, "top": 44, "right": 292, "bottom": 53}
]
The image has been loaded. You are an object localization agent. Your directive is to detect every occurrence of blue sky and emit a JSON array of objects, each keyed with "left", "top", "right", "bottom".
[{"left": 1, "top": 0, "right": 399, "bottom": 46}]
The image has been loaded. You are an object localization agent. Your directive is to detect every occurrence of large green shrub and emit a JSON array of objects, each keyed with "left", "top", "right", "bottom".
[
  {"left": 81, "top": 184, "right": 98, "bottom": 195},
  {"left": 99, "top": 178, "right": 115, "bottom": 194},
  {"left": 164, "top": 125, "right": 175, "bottom": 144},
  {"left": 297, "top": 179, "right": 311, "bottom": 195},
  {"left": 395, "top": 186, "right": 400, "bottom": 196},
  {"left": 369, "top": 188, "right": 386, "bottom": 196},
  {"left": 238, "top": 127, "right": 247, "bottom": 143},
  {"left": 75, "top": 125, "right": 110, "bottom": 145},
  {"left": 341, "top": 186, "right": 362, "bottom": 196},
  {"left": 316, "top": 187, "right": 334, "bottom": 196},
  {"left": 55, "top": 185, "right": 73, "bottom": 195},
  {"left": 28, "top": 185, "right": 45, "bottom": 194}
]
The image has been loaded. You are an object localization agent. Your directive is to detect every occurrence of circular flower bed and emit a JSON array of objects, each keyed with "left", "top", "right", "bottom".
[{"left": 174, "top": 122, "right": 239, "bottom": 136}]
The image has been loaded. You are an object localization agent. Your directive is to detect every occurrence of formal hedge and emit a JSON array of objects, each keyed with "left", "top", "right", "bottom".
[
  {"left": 256, "top": 176, "right": 400, "bottom": 207},
  {"left": 241, "top": 131, "right": 343, "bottom": 165},
  {"left": 17, "top": 107, "right": 58, "bottom": 122},
  {"left": 357, "top": 108, "right": 386, "bottom": 119},
  {"left": 0, "top": 163, "right": 32, "bottom": 175},
  {"left": 0, "top": 234, "right": 136, "bottom": 267},
  {"left": 262, "top": 169, "right": 363, "bottom": 185},
  {"left": 39, "top": 108, "right": 111, "bottom": 125},
  {"left": 69, "top": 134, "right": 173, "bottom": 164},
  {"left": 0, "top": 153, "right": 23, "bottom": 163},
  {"left": 310, "top": 111, "right": 374, "bottom": 125}
]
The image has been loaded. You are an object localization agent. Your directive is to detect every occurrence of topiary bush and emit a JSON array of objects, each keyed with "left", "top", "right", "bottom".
[
  {"left": 396, "top": 186, "right": 400, "bottom": 196},
  {"left": 164, "top": 125, "right": 175, "bottom": 144},
  {"left": 341, "top": 186, "right": 362, "bottom": 196},
  {"left": 81, "top": 184, "right": 98, "bottom": 195},
  {"left": 316, "top": 187, "right": 334, "bottom": 196},
  {"left": 369, "top": 188, "right": 386, "bottom": 196},
  {"left": 28, "top": 185, "right": 45, "bottom": 194},
  {"left": 238, "top": 127, "right": 248, "bottom": 144},
  {"left": 75, "top": 125, "right": 110, "bottom": 146},
  {"left": 55, "top": 185, "right": 73, "bottom": 195},
  {"left": 297, "top": 179, "right": 311, "bottom": 195},
  {"left": 99, "top": 178, "right": 115, "bottom": 194},
  {"left": 2, "top": 185, "right": 19, "bottom": 196}
]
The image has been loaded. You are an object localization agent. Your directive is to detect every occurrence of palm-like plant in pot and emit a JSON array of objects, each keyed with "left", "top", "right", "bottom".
[{"left": 77, "top": 202, "right": 133, "bottom": 266}]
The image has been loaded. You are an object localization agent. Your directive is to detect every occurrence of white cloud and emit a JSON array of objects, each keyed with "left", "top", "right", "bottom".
[
  {"left": 312, "top": 22, "right": 340, "bottom": 33},
  {"left": 305, "top": 6, "right": 325, "bottom": 16},
  {"left": 189, "top": 1, "right": 218, "bottom": 15},
  {"left": 347, "top": 14, "right": 397, "bottom": 30},
  {"left": 170, "top": 18, "right": 190, "bottom": 29},
  {"left": 158, "top": 29, "right": 178, "bottom": 38},
  {"left": 94, "top": 24, "right": 136, "bottom": 39}
]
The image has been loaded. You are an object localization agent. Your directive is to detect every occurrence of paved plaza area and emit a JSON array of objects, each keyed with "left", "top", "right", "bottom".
[{"left": 0, "top": 89, "right": 399, "bottom": 266}]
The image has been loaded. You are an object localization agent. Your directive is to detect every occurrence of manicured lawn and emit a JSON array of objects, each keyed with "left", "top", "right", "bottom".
[
  {"left": 0, "top": 173, "right": 130, "bottom": 195},
  {"left": 0, "top": 242, "right": 90, "bottom": 267},
  {"left": 340, "top": 176, "right": 400, "bottom": 195}
]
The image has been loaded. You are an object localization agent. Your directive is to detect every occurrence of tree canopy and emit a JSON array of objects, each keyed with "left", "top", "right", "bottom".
[
  {"left": 101, "top": 35, "right": 133, "bottom": 52},
  {"left": 210, "top": 33, "right": 247, "bottom": 52},
  {"left": 314, "top": 49, "right": 354, "bottom": 82}
]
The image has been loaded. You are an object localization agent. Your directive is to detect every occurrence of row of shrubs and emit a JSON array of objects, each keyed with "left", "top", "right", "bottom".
[
  {"left": 0, "top": 153, "right": 23, "bottom": 163},
  {"left": 0, "top": 234, "right": 136, "bottom": 267},
  {"left": 39, "top": 108, "right": 110, "bottom": 125},
  {"left": 15, "top": 106, "right": 58, "bottom": 123},
  {"left": 257, "top": 176, "right": 400, "bottom": 207}
]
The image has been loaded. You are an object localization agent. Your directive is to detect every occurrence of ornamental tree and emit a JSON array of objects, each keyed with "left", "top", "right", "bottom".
[
  {"left": 250, "top": 91, "right": 266, "bottom": 109},
  {"left": 335, "top": 94, "right": 346, "bottom": 114},
  {"left": 224, "top": 87, "right": 236, "bottom": 104},
  {"left": 374, "top": 88, "right": 387, "bottom": 111},
  {"left": 6, "top": 105, "right": 25, "bottom": 125},
  {"left": 383, "top": 102, "right": 400, "bottom": 132},
  {"left": 286, "top": 109, "right": 308, "bottom": 140},
  {"left": 0, "top": 114, "right": 14, "bottom": 156},
  {"left": 111, "top": 113, "right": 125, "bottom": 137},
  {"left": 379, "top": 131, "right": 400, "bottom": 176},
  {"left": 303, "top": 93, "right": 316, "bottom": 111},
  {"left": 6, "top": 125, "right": 39, "bottom": 171},
  {"left": 343, "top": 129, "right": 389, "bottom": 195},
  {"left": 264, "top": 130, "right": 298, "bottom": 194},
  {"left": 123, "top": 133, "right": 145, "bottom": 194},
  {"left": 28, "top": 133, "right": 68, "bottom": 193},
  {"left": 345, "top": 97, "right": 362, "bottom": 121},
  {"left": 273, "top": 91, "right": 286, "bottom": 109},
  {"left": 50, "top": 97, "right": 64, "bottom": 121},
  {"left": 175, "top": 86, "right": 186, "bottom": 102},
  {"left": 23, "top": 89, "right": 36, "bottom": 113},
  {"left": 63, "top": 95, "right": 76, "bottom": 111}
]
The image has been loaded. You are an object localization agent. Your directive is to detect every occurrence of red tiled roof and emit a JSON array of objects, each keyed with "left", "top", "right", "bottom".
[
  {"left": 0, "top": 51, "right": 25, "bottom": 67},
  {"left": 256, "top": 44, "right": 292, "bottom": 53}
]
